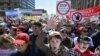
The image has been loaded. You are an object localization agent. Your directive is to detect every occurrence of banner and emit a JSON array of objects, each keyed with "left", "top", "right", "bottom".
[
  {"left": 71, "top": 6, "right": 100, "bottom": 17},
  {"left": 5, "top": 10, "right": 18, "bottom": 16}
]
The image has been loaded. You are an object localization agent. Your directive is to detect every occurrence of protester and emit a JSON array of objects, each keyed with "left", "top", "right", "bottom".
[
  {"left": 9, "top": 26, "right": 17, "bottom": 38},
  {"left": 0, "top": 34, "right": 16, "bottom": 56},
  {"left": 60, "top": 27, "right": 73, "bottom": 48},
  {"left": 27, "top": 20, "right": 35, "bottom": 34},
  {"left": 11, "top": 33, "right": 31, "bottom": 56},
  {"left": 36, "top": 31, "right": 68, "bottom": 56},
  {"left": 62, "top": 24, "right": 73, "bottom": 37},
  {"left": 0, "top": 15, "right": 99, "bottom": 56},
  {"left": 94, "top": 46, "right": 100, "bottom": 56},
  {"left": 29, "top": 22, "right": 46, "bottom": 56},
  {"left": 74, "top": 36, "right": 93, "bottom": 56},
  {"left": 74, "top": 26, "right": 94, "bottom": 48},
  {"left": 36, "top": 31, "right": 79, "bottom": 56},
  {"left": 91, "top": 22, "right": 100, "bottom": 51}
]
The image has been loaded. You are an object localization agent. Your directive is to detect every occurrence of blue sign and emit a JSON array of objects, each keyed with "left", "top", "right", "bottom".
[{"left": 5, "top": 10, "right": 18, "bottom": 16}]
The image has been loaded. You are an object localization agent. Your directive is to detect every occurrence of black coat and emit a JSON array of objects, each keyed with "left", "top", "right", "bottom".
[
  {"left": 62, "top": 37, "right": 73, "bottom": 48},
  {"left": 29, "top": 33, "right": 46, "bottom": 56},
  {"left": 91, "top": 31, "right": 100, "bottom": 51}
]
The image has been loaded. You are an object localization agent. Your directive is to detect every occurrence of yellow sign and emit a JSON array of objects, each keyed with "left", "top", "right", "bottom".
[{"left": 24, "top": 16, "right": 39, "bottom": 21}]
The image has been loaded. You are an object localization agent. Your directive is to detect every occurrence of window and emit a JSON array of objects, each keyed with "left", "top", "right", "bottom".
[
  {"left": 7, "top": 3, "right": 10, "bottom": 5},
  {"left": 0, "top": 2, "right": 4, "bottom": 6},
  {"left": 14, "top": 3, "right": 17, "bottom": 6}
]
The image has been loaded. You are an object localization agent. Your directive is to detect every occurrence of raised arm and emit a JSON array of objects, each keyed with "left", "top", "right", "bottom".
[{"left": 36, "top": 31, "right": 49, "bottom": 53}]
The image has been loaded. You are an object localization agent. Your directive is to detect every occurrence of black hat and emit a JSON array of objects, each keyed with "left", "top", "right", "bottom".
[{"left": 77, "top": 36, "right": 90, "bottom": 43}]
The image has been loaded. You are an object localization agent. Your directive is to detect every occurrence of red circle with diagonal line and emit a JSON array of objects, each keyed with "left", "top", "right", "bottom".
[{"left": 72, "top": 12, "right": 82, "bottom": 22}]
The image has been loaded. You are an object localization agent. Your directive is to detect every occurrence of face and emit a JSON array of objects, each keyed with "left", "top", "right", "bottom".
[
  {"left": 78, "top": 41, "right": 89, "bottom": 52},
  {"left": 81, "top": 30, "right": 89, "bottom": 36},
  {"left": 96, "top": 50, "right": 100, "bottom": 55},
  {"left": 15, "top": 42, "right": 28, "bottom": 52},
  {"left": 16, "top": 29, "right": 23, "bottom": 34},
  {"left": 10, "top": 29, "right": 17, "bottom": 35},
  {"left": 49, "top": 37, "right": 61, "bottom": 53},
  {"left": 60, "top": 31, "right": 67, "bottom": 39},
  {"left": 66, "top": 27, "right": 71, "bottom": 33},
  {"left": 32, "top": 25, "right": 42, "bottom": 35}
]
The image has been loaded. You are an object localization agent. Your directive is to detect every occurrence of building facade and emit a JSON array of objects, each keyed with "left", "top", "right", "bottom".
[
  {"left": 0, "top": 0, "right": 20, "bottom": 10},
  {"left": 20, "top": 0, "right": 35, "bottom": 9},
  {"left": 71, "top": 0, "right": 100, "bottom": 10},
  {"left": 0, "top": 0, "right": 35, "bottom": 10}
]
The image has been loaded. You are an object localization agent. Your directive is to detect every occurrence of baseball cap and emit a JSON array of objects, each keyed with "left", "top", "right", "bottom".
[
  {"left": 13, "top": 39, "right": 25, "bottom": 45},
  {"left": 77, "top": 26, "right": 85, "bottom": 32},
  {"left": 49, "top": 31, "right": 61, "bottom": 37},
  {"left": 16, "top": 33, "right": 29, "bottom": 43},
  {"left": 49, "top": 31, "right": 62, "bottom": 41},
  {"left": 17, "top": 26, "right": 26, "bottom": 32}
]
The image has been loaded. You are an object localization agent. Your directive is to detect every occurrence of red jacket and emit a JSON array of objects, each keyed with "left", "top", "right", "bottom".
[{"left": 74, "top": 45, "right": 91, "bottom": 56}]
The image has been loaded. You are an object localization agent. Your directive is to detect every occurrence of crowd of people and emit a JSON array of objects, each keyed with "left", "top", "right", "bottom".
[{"left": 0, "top": 16, "right": 100, "bottom": 56}]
